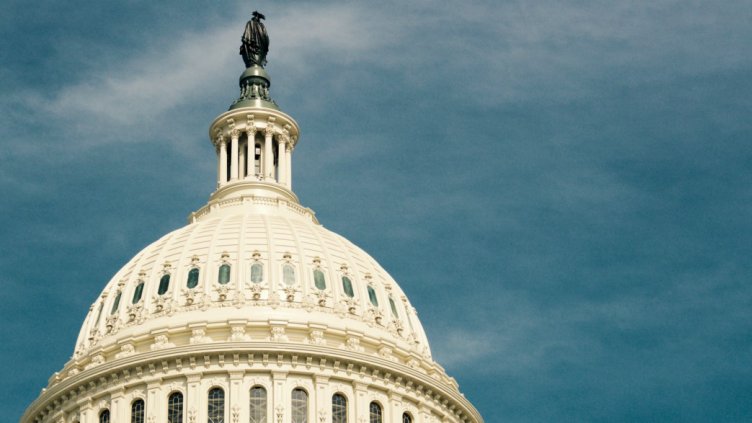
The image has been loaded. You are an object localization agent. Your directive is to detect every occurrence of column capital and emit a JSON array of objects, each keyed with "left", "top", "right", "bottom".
[
  {"left": 230, "top": 128, "right": 241, "bottom": 139},
  {"left": 264, "top": 124, "right": 275, "bottom": 136}
]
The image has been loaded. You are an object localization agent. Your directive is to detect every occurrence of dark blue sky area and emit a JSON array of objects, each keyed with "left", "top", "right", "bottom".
[{"left": 2, "top": 1, "right": 751, "bottom": 422}]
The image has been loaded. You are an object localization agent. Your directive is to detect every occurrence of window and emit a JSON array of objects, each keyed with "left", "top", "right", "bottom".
[
  {"left": 313, "top": 269, "right": 326, "bottom": 290},
  {"left": 254, "top": 143, "right": 262, "bottom": 175},
  {"left": 341, "top": 276, "right": 354, "bottom": 298},
  {"left": 95, "top": 303, "right": 104, "bottom": 325},
  {"left": 208, "top": 387, "right": 225, "bottom": 423},
  {"left": 367, "top": 285, "right": 379, "bottom": 307},
  {"left": 158, "top": 274, "right": 171, "bottom": 295},
  {"left": 168, "top": 392, "right": 183, "bottom": 423},
  {"left": 369, "top": 402, "right": 382, "bottom": 423},
  {"left": 99, "top": 409, "right": 110, "bottom": 423},
  {"left": 132, "top": 282, "right": 145, "bottom": 304},
  {"left": 250, "top": 263, "right": 263, "bottom": 283},
  {"left": 388, "top": 295, "right": 399, "bottom": 319},
  {"left": 402, "top": 413, "right": 412, "bottom": 423},
  {"left": 332, "top": 393, "right": 347, "bottom": 423},
  {"left": 110, "top": 291, "right": 122, "bottom": 315},
  {"left": 283, "top": 264, "right": 296, "bottom": 286},
  {"left": 291, "top": 388, "right": 308, "bottom": 423},
  {"left": 131, "top": 399, "right": 145, "bottom": 423},
  {"left": 186, "top": 268, "right": 199, "bottom": 289},
  {"left": 249, "top": 386, "right": 267, "bottom": 423},
  {"left": 218, "top": 264, "right": 231, "bottom": 284}
]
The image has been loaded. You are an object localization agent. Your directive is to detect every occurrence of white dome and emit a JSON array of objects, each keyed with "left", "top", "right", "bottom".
[
  {"left": 73, "top": 197, "right": 432, "bottom": 361},
  {"left": 23, "top": 18, "right": 483, "bottom": 422}
]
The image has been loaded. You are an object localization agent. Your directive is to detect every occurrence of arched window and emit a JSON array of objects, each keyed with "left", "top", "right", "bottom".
[
  {"left": 218, "top": 264, "right": 231, "bottom": 284},
  {"left": 291, "top": 388, "right": 308, "bottom": 423},
  {"left": 249, "top": 386, "right": 267, "bottom": 423},
  {"left": 341, "top": 276, "right": 354, "bottom": 298},
  {"left": 110, "top": 291, "right": 122, "bottom": 314},
  {"left": 250, "top": 263, "right": 263, "bottom": 283},
  {"left": 186, "top": 268, "right": 200, "bottom": 289},
  {"left": 131, "top": 399, "right": 145, "bottom": 423},
  {"left": 367, "top": 285, "right": 379, "bottom": 307},
  {"left": 168, "top": 392, "right": 183, "bottom": 423},
  {"left": 132, "top": 282, "right": 145, "bottom": 304},
  {"left": 208, "top": 387, "right": 224, "bottom": 423},
  {"left": 313, "top": 269, "right": 326, "bottom": 290},
  {"left": 99, "top": 409, "right": 110, "bottom": 423},
  {"left": 332, "top": 393, "right": 347, "bottom": 423},
  {"left": 158, "top": 274, "right": 171, "bottom": 295},
  {"left": 369, "top": 402, "right": 382, "bottom": 423},
  {"left": 402, "top": 412, "right": 413, "bottom": 423},
  {"left": 283, "top": 264, "right": 296, "bottom": 286},
  {"left": 388, "top": 295, "right": 399, "bottom": 319}
]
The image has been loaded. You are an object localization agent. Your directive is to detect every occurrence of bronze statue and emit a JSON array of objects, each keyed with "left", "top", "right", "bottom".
[{"left": 240, "top": 11, "right": 269, "bottom": 68}]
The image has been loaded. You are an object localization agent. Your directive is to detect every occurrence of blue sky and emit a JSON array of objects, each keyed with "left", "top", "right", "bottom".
[{"left": 2, "top": 1, "right": 751, "bottom": 421}]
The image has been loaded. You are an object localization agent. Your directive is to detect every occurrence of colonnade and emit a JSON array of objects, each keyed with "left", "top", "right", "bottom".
[{"left": 216, "top": 125, "right": 292, "bottom": 188}]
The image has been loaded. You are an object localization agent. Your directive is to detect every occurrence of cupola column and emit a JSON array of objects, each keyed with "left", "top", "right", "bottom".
[
  {"left": 238, "top": 136, "right": 246, "bottom": 178},
  {"left": 264, "top": 126, "right": 274, "bottom": 181},
  {"left": 285, "top": 143, "right": 292, "bottom": 188},
  {"left": 246, "top": 128, "right": 256, "bottom": 178},
  {"left": 277, "top": 137, "right": 287, "bottom": 185},
  {"left": 230, "top": 129, "right": 240, "bottom": 180},
  {"left": 218, "top": 136, "right": 228, "bottom": 186}
]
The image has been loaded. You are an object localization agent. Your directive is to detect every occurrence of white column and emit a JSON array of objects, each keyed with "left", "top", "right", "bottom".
[
  {"left": 277, "top": 138, "right": 287, "bottom": 185},
  {"left": 230, "top": 129, "right": 240, "bottom": 181},
  {"left": 247, "top": 129, "right": 256, "bottom": 178},
  {"left": 79, "top": 402, "right": 93, "bottom": 423},
  {"left": 218, "top": 137, "right": 227, "bottom": 186},
  {"left": 315, "top": 375, "right": 329, "bottom": 423},
  {"left": 230, "top": 371, "right": 244, "bottom": 423},
  {"left": 272, "top": 372, "right": 287, "bottom": 423},
  {"left": 186, "top": 374, "right": 201, "bottom": 423},
  {"left": 147, "top": 382, "right": 161, "bottom": 422},
  {"left": 390, "top": 394, "right": 402, "bottom": 423},
  {"left": 239, "top": 138, "right": 246, "bottom": 179},
  {"left": 112, "top": 390, "right": 126, "bottom": 423},
  {"left": 264, "top": 127, "right": 274, "bottom": 181},
  {"left": 353, "top": 382, "right": 368, "bottom": 423},
  {"left": 285, "top": 143, "right": 292, "bottom": 188}
]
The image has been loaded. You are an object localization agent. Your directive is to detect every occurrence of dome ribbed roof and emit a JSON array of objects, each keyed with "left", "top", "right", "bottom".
[{"left": 73, "top": 199, "right": 432, "bottom": 362}]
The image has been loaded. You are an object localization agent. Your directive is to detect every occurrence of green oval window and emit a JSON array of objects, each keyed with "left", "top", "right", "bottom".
[
  {"left": 131, "top": 282, "right": 144, "bottom": 304},
  {"left": 341, "top": 276, "right": 354, "bottom": 298},
  {"left": 283, "top": 264, "right": 295, "bottom": 286},
  {"left": 389, "top": 295, "right": 399, "bottom": 318},
  {"left": 158, "top": 274, "right": 171, "bottom": 295},
  {"left": 313, "top": 269, "right": 326, "bottom": 290},
  {"left": 367, "top": 285, "right": 378, "bottom": 307},
  {"left": 250, "top": 263, "right": 263, "bottom": 283},
  {"left": 186, "top": 268, "right": 199, "bottom": 289},
  {"left": 218, "top": 264, "right": 231, "bottom": 284},
  {"left": 110, "top": 291, "right": 122, "bottom": 315}
]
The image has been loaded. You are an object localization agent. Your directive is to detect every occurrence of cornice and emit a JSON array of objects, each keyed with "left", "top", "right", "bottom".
[{"left": 24, "top": 343, "right": 482, "bottom": 423}]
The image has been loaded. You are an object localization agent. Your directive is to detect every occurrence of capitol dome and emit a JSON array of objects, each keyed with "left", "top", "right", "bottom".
[{"left": 23, "top": 13, "right": 482, "bottom": 423}]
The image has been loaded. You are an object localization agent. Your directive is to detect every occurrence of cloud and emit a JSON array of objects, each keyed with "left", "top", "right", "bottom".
[{"left": 30, "top": 3, "right": 394, "bottom": 150}]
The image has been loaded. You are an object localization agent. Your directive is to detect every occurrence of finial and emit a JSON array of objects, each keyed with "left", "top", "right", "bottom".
[{"left": 240, "top": 11, "right": 269, "bottom": 68}]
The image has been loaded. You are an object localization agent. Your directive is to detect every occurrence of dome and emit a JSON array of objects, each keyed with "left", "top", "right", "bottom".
[
  {"left": 72, "top": 198, "right": 432, "bottom": 363},
  {"left": 23, "top": 13, "right": 483, "bottom": 423}
]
